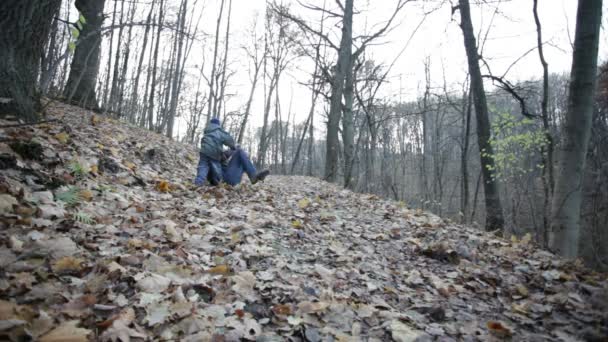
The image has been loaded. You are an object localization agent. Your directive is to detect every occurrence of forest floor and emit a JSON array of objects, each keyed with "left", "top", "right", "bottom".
[{"left": 0, "top": 102, "right": 607, "bottom": 342}]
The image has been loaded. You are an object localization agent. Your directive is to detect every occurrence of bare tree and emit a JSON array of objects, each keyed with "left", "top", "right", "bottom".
[
  {"left": 207, "top": 0, "right": 226, "bottom": 125},
  {"left": 456, "top": 0, "right": 505, "bottom": 231},
  {"left": 238, "top": 17, "right": 265, "bottom": 144}
]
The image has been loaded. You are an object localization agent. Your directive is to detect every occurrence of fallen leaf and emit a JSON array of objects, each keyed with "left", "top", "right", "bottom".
[
  {"left": 155, "top": 180, "right": 171, "bottom": 193},
  {"left": 54, "top": 132, "right": 70, "bottom": 144},
  {"left": 298, "top": 198, "right": 310, "bottom": 209},
  {"left": 272, "top": 304, "right": 292, "bottom": 316},
  {"left": 207, "top": 264, "right": 230, "bottom": 275},
  {"left": 39, "top": 320, "right": 91, "bottom": 342},
  {"left": 487, "top": 320, "right": 512, "bottom": 338},
  {"left": 52, "top": 256, "right": 85, "bottom": 274}
]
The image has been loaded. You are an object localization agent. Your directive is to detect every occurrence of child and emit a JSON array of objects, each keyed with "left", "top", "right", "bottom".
[{"left": 194, "top": 118, "right": 235, "bottom": 186}]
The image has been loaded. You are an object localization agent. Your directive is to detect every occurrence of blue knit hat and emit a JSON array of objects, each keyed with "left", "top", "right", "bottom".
[{"left": 210, "top": 117, "right": 220, "bottom": 125}]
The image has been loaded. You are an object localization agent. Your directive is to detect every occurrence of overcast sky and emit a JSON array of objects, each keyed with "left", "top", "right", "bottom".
[
  {"left": 87, "top": 0, "right": 608, "bottom": 138},
  {"left": 178, "top": 0, "right": 605, "bottom": 134}
]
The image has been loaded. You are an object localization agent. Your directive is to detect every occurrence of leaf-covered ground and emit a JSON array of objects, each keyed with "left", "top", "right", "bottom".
[{"left": 0, "top": 103, "right": 607, "bottom": 341}]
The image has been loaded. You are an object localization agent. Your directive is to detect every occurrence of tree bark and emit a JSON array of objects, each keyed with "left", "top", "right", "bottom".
[
  {"left": 325, "top": 0, "right": 353, "bottom": 182},
  {"left": 549, "top": 0, "right": 602, "bottom": 258},
  {"left": 108, "top": 0, "right": 126, "bottom": 115},
  {"left": 102, "top": 0, "right": 119, "bottom": 109},
  {"left": 533, "top": 0, "right": 555, "bottom": 246},
  {"left": 166, "top": 0, "right": 188, "bottom": 139},
  {"left": 216, "top": 0, "right": 232, "bottom": 122},
  {"left": 147, "top": 0, "right": 165, "bottom": 130},
  {"left": 458, "top": 0, "right": 505, "bottom": 231},
  {"left": 207, "top": 0, "right": 226, "bottom": 125},
  {"left": 63, "top": 0, "right": 106, "bottom": 111},
  {"left": 0, "top": 0, "right": 62, "bottom": 121},
  {"left": 131, "top": 0, "right": 155, "bottom": 123}
]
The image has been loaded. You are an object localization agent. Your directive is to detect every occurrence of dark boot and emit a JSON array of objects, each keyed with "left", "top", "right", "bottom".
[{"left": 252, "top": 169, "right": 270, "bottom": 184}]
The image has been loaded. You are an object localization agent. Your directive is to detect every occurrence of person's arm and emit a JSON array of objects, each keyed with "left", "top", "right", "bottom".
[{"left": 222, "top": 130, "right": 236, "bottom": 150}]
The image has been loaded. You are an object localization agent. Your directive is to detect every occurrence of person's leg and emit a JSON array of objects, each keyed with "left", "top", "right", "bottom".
[
  {"left": 222, "top": 148, "right": 256, "bottom": 185},
  {"left": 194, "top": 154, "right": 210, "bottom": 186},
  {"left": 209, "top": 160, "right": 224, "bottom": 185}
]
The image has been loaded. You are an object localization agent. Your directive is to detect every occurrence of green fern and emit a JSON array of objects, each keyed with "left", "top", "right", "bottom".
[
  {"left": 68, "top": 161, "right": 88, "bottom": 179},
  {"left": 55, "top": 187, "right": 81, "bottom": 206},
  {"left": 73, "top": 211, "right": 95, "bottom": 225}
]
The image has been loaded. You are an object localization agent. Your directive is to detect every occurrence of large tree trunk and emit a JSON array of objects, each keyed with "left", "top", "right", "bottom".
[
  {"left": 549, "top": 0, "right": 602, "bottom": 258},
  {"left": 63, "top": 0, "right": 106, "bottom": 111},
  {"left": 325, "top": 0, "right": 354, "bottom": 182},
  {"left": 0, "top": 0, "right": 61, "bottom": 121},
  {"left": 458, "top": 0, "right": 505, "bottom": 231}
]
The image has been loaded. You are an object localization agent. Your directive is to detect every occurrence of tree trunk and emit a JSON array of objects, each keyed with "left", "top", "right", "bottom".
[
  {"left": 216, "top": 0, "right": 232, "bottom": 121},
  {"left": 325, "top": 0, "right": 354, "bottom": 182},
  {"left": 147, "top": 0, "right": 165, "bottom": 130},
  {"left": 549, "top": 0, "right": 602, "bottom": 258},
  {"left": 533, "top": 0, "right": 555, "bottom": 246},
  {"left": 207, "top": 0, "right": 226, "bottom": 125},
  {"left": 0, "top": 0, "right": 61, "bottom": 121},
  {"left": 63, "top": 0, "right": 106, "bottom": 110},
  {"left": 458, "top": 0, "right": 505, "bottom": 231},
  {"left": 102, "top": 0, "right": 119, "bottom": 109},
  {"left": 131, "top": 0, "right": 155, "bottom": 123},
  {"left": 342, "top": 54, "right": 355, "bottom": 189},
  {"left": 237, "top": 58, "right": 262, "bottom": 144},
  {"left": 40, "top": 5, "right": 61, "bottom": 95},
  {"left": 108, "top": 0, "right": 126, "bottom": 115},
  {"left": 116, "top": 1, "right": 136, "bottom": 117},
  {"left": 461, "top": 84, "right": 472, "bottom": 223},
  {"left": 166, "top": 0, "right": 188, "bottom": 139}
]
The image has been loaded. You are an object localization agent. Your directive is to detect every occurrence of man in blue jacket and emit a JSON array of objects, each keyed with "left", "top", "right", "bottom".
[{"left": 194, "top": 118, "right": 269, "bottom": 186}]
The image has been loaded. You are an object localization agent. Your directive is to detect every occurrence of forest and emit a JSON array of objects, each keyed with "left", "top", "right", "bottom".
[{"left": 0, "top": 0, "right": 606, "bottom": 271}]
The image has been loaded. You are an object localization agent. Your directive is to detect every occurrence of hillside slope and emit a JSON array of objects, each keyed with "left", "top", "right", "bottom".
[{"left": 0, "top": 103, "right": 606, "bottom": 341}]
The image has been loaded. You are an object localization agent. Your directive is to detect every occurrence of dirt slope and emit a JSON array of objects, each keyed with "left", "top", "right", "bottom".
[{"left": 0, "top": 103, "right": 606, "bottom": 341}]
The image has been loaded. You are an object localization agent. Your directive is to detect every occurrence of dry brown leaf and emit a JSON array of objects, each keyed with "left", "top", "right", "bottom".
[
  {"left": 155, "top": 180, "right": 171, "bottom": 193},
  {"left": 55, "top": 132, "right": 70, "bottom": 144},
  {"left": 487, "top": 321, "right": 513, "bottom": 338},
  {"left": 39, "top": 320, "right": 91, "bottom": 342},
  {"left": 207, "top": 264, "right": 230, "bottom": 275},
  {"left": 52, "top": 256, "right": 85, "bottom": 274},
  {"left": 272, "top": 304, "right": 292, "bottom": 316},
  {"left": 79, "top": 189, "right": 93, "bottom": 201}
]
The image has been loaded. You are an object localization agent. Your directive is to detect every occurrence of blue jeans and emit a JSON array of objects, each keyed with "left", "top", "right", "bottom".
[
  {"left": 222, "top": 148, "right": 257, "bottom": 186},
  {"left": 194, "top": 154, "right": 223, "bottom": 186}
]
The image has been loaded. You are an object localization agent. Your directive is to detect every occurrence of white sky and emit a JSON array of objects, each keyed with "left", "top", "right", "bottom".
[
  {"left": 88, "top": 0, "right": 608, "bottom": 137},
  {"left": 201, "top": 0, "right": 606, "bottom": 131}
]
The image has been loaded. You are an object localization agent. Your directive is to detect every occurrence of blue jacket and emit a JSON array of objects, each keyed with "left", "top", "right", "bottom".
[{"left": 200, "top": 123, "right": 235, "bottom": 161}]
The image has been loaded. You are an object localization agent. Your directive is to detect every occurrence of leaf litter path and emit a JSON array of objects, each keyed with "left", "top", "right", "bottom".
[{"left": 0, "top": 102, "right": 606, "bottom": 341}]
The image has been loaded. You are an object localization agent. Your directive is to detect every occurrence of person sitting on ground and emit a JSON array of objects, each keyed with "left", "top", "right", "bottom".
[
  {"left": 194, "top": 117, "right": 235, "bottom": 186},
  {"left": 209, "top": 148, "right": 270, "bottom": 186}
]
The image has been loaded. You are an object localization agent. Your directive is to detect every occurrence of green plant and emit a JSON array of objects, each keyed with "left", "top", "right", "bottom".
[
  {"left": 73, "top": 211, "right": 95, "bottom": 225},
  {"left": 55, "top": 187, "right": 81, "bottom": 206},
  {"left": 486, "top": 112, "right": 549, "bottom": 181},
  {"left": 68, "top": 160, "right": 89, "bottom": 179},
  {"left": 68, "top": 12, "right": 87, "bottom": 53}
]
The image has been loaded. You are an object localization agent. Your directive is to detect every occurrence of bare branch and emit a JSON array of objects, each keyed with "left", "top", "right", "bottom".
[{"left": 353, "top": 0, "right": 409, "bottom": 57}]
